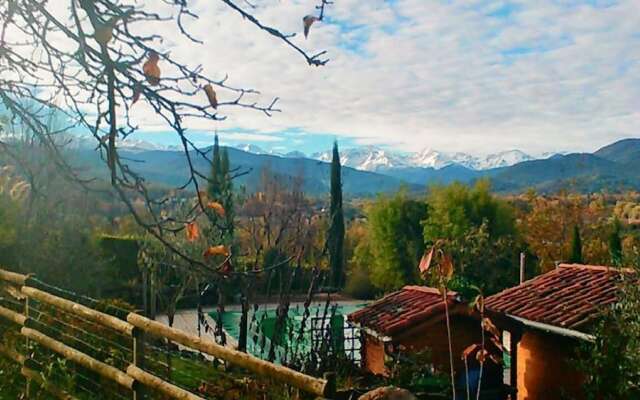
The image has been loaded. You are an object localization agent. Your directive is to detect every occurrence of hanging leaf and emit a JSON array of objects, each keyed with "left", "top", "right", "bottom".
[
  {"left": 440, "top": 253, "right": 454, "bottom": 280},
  {"left": 461, "top": 343, "right": 479, "bottom": 360},
  {"left": 131, "top": 83, "right": 143, "bottom": 105},
  {"left": 489, "top": 353, "right": 502, "bottom": 365},
  {"left": 203, "top": 84, "right": 218, "bottom": 109},
  {"left": 476, "top": 349, "right": 488, "bottom": 364},
  {"left": 143, "top": 51, "right": 161, "bottom": 86},
  {"left": 203, "top": 245, "right": 230, "bottom": 259},
  {"left": 185, "top": 221, "right": 200, "bottom": 242},
  {"left": 303, "top": 15, "right": 318, "bottom": 39},
  {"left": 418, "top": 246, "right": 434, "bottom": 274},
  {"left": 94, "top": 15, "right": 119, "bottom": 46},
  {"left": 206, "top": 201, "right": 226, "bottom": 217},
  {"left": 220, "top": 259, "right": 234, "bottom": 276},
  {"left": 475, "top": 294, "right": 485, "bottom": 314},
  {"left": 482, "top": 317, "right": 501, "bottom": 339}
]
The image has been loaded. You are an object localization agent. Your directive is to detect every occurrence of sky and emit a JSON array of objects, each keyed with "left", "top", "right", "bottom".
[{"left": 39, "top": 0, "right": 640, "bottom": 156}]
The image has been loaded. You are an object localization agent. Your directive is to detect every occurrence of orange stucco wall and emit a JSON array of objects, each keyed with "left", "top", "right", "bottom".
[
  {"left": 363, "top": 334, "right": 387, "bottom": 375},
  {"left": 517, "top": 330, "right": 584, "bottom": 400}
]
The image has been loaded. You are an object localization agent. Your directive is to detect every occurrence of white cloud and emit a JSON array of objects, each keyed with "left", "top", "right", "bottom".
[{"left": 12, "top": 0, "right": 640, "bottom": 155}]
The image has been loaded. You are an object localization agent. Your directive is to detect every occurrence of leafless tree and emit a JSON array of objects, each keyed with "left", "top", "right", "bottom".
[{"left": 0, "top": 0, "right": 334, "bottom": 278}]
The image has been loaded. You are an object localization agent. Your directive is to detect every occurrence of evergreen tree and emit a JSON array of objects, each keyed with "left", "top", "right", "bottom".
[
  {"left": 568, "top": 224, "right": 583, "bottom": 264},
  {"left": 220, "top": 147, "right": 234, "bottom": 239},
  {"left": 208, "top": 134, "right": 234, "bottom": 242},
  {"left": 608, "top": 218, "right": 623, "bottom": 267},
  {"left": 208, "top": 134, "right": 222, "bottom": 198},
  {"left": 328, "top": 141, "right": 345, "bottom": 288}
]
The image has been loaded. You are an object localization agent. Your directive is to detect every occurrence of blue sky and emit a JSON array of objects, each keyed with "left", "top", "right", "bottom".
[{"left": 115, "top": 0, "right": 640, "bottom": 155}]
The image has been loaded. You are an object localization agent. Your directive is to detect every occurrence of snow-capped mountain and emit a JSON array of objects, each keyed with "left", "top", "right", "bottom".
[
  {"left": 466, "top": 150, "right": 534, "bottom": 170},
  {"left": 313, "top": 146, "right": 411, "bottom": 170},
  {"left": 311, "top": 146, "right": 539, "bottom": 171},
  {"left": 234, "top": 143, "right": 268, "bottom": 154}
]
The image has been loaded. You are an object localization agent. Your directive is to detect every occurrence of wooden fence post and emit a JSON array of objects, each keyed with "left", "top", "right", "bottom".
[
  {"left": 133, "top": 329, "right": 145, "bottom": 400},
  {"left": 25, "top": 296, "right": 31, "bottom": 398}
]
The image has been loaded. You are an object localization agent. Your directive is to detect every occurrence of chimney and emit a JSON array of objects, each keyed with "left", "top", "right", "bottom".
[{"left": 519, "top": 252, "right": 525, "bottom": 284}]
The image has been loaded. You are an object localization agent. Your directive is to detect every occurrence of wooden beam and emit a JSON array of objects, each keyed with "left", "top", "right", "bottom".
[
  {"left": 21, "top": 327, "right": 136, "bottom": 390},
  {"left": 21, "top": 366, "right": 79, "bottom": 400},
  {"left": 21, "top": 286, "right": 134, "bottom": 336},
  {"left": 0, "top": 342, "right": 26, "bottom": 365},
  {"left": 0, "top": 304, "right": 26, "bottom": 326},
  {"left": 0, "top": 269, "right": 28, "bottom": 286},
  {"left": 127, "top": 365, "right": 205, "bottom": 400},
  {"left": 127, "top": 313, "right": 333, "bottom": 398}
]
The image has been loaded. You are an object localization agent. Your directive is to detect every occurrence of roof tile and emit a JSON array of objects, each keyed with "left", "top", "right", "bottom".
[
  {"left": 485, "top": 264, "right": 631, "bottom": 331},
  {"left": 348, "top": 286, "right": 460, "bottom": 337}
]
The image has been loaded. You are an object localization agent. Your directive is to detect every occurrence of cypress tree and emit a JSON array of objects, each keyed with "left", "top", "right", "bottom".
[
  {"left": 220, "top": 147, "right": 234, "bottom": 238},
  {"left": 207, "top": 135, "right": 234, "bottom": 242},
  {"left": 328, "top": 141, "right": 345, "bottom": 288},
  {"left": 609, "top": 218, "right": 623, "bottom": 267},
  {"left": 208, "top": 134, "right": 222, "bottom": 198},
  {"left": 568, "top": 224, "right": 583, "bottom": 264}
]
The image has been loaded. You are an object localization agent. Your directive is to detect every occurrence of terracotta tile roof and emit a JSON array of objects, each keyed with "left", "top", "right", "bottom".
[
  {"left": 347, "top": 286, "right": 461, "bottom": 337},
  {"left": 485, "top": 264, "right": 631, "bottom": 332}
]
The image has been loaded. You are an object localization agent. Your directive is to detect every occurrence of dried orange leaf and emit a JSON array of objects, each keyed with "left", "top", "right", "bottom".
[
  {"left": 143, "top": 51, "right": 161, "bottom": 86},
  {"left": 220, "top": 259, "right": 234, "bottom": 276},
  {"left": 203, "top": 245, "right": 230, "bottom": 259},
  {"left": 207, "top": 201, "right": 225, "bottom": 217},
  {"left": 185, "top": 221, "right": 200, "bottom": 242},
  {"left": 476, "top": 349, "right": 488, "bottom": 364},
  {"left": 482, "top": 317, "right": 501, "bottom": 339},
  {"left": 461, "top": 343, "right": 479, "bottom": 360},
  {"left": 440, "top": 253, "right": 454, "bottom": 280},
  {"left": 418, "top": 246, "right": 434, "bottom": 274},
  {"left": 303, "top": 15, "right": 318, "bottom": 39},
  {"left": 132, "top": 83, "right": 143, "bottom": 105},
  {"left": 203, "top": 84, "right": 218, "bottom": 109}
]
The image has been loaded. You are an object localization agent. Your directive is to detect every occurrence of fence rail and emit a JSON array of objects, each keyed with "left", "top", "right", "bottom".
[{"left": 0, "top": 267, "right": 335, "bottom": 399}]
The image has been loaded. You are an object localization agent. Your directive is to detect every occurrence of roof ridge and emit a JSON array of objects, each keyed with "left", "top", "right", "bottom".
[
  {"left": 559, "top": 263, "right": 636, "bottom": 274},
  {"left": 403, "top": 285, "right": 458, "bottom": 297}
]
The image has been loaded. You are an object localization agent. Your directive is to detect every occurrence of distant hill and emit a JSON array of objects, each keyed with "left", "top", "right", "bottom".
[
  {"left": 594, "top": 138, "right": 640, "bottom": 164},
  {"left": 72, "top": 137, "right": 640, "bottom": 196},
  {"left": 78, "top": 146, "right": 414, "bottom": 197},
  {"left": 484, "top": 152, "right": 638, "bottom": 193}
]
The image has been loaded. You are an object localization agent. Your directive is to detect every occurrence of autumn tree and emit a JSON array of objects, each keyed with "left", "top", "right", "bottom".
[{"left": 327, "top": 141, "right": 345, "bottom": 288}]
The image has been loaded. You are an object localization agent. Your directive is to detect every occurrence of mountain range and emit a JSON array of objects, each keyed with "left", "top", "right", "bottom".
[
  {"left": 71, "top": 137, "right": 640, "bottom": 196},
  {"left": 311, "top": 146, "right": 540, "bottom": 171}
]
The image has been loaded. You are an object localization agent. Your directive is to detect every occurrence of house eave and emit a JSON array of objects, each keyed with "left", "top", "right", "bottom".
[
  {"left": 349, "top": 321, "right": 393, "bottom": 343},
  {"left": 508, "top": 314, "right": 595, "bottom": 342}
]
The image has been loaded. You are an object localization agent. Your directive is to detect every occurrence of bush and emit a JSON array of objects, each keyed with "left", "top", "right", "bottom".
[{"left": 345, "top": 263, "right": 377, "bottom": 300}]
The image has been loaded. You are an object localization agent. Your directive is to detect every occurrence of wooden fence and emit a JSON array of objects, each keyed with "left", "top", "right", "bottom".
[{"left": 0, "top": 268, "right": 335, "bottom": 399}]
